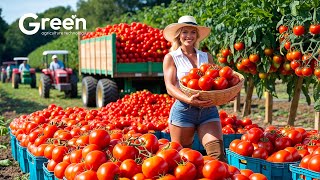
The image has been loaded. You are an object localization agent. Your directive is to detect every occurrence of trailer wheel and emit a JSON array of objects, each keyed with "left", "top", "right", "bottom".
[
  {"left": 96, "top": 79, "right": 119, "bottom": 108},
  {"left": 1, "top": 73, "right": 6, "bottom": 83},
  {"left": 82, "top": 76, "right": 97, "bottom": 107},
  {"left": 30, "top": 73, "right": 36, "bottom": 88},
  {"left": 12, "top": 73, "right": 19, "bottom": 89},
  {"left": 39, "top": 74, "right": 51, "bottom": 98}
]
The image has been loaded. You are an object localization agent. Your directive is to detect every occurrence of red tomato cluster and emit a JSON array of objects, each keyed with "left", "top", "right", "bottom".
[
  {"left": 181, "top": 64, "right": 241, "bottom": 91},
  {"left": 82, "top": 22, "right": 171, "bottom": 63},
  {"left": 278, "top": 25, "right": 320, "bottom": 78},
  {"left": 229, "top": 125, "right": 320, "bottom": 163},
  {"left": 219, "top": 110, "right": 259, "bottom": 135}
]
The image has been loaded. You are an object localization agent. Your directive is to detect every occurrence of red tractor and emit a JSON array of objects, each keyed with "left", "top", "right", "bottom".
[
  {"left": 11, "top": 57, "right": 37, "bottom": 89},
  {"left": 38, "top": 50, "right": 78, "bottom": 98},
  {"left": 1, "top": 61, "right": 15, "bottom": 83}
]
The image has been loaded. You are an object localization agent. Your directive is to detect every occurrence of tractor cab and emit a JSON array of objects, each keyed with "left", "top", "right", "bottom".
[
  {"left": 12, "top": 57, "right": 36, "bottom": 89},
  {"left": 39, "top": 50, "right": 77, "bottom": 98}
]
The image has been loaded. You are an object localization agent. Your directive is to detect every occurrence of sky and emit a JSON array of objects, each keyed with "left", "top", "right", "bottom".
[{"left": 0, "top": 0, "right": 78, "bottom": 24}]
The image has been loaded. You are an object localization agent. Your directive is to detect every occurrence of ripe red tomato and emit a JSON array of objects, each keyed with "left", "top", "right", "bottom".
[
  {"left": 52, "top": 146, "right": 68, "bottom": 163},
  {"left": 291, "top": 51, "right": 302, "bottom": 60},
  {"left": 272, "top": 150, "right": 293, "bottom": 162},
  {"left": 212, "top": 77, "right": 228, "bottom": 90},
  {"left": 142, "top": 156, "right": 168, "bottom": 179},
  {"left": 187, "top": 79, "right": 201, "bottom": 90},
  {"left": 236, "top": 141, "right": 254, "bottom": 156},
  {"left": 188, "top": 68, "right": 203, "bottom": 79},
  {"left": 221, "top": 48, "right": 231, "bottom": 57},
  {"left": 205, "top": 68, "right": 219, "bottom": 79},
  {"left": 234, "top": 42, "right": 245, "bottom": 51},
  {"left": 119, "top": 159, "right": 142, "bottom": 178},
  {"left": 97, "top": 162, "right": 120, "bottom": 180},
  {"left": 233, "top": 174, "right": 250, "bottom": 180},
  {"left": 249, "top": 54, "right": 259, "bottom": 63},
  {"left": 252, "top": 148, "right": 268, "bottom": 160},
  {"left": 70, "top": 149, "right": 83, "bottom": 163},
  {"left": 278, "top": 25, "right": 288, "bottom": 34},
  {"left": 293, "top": 25, "right": 305, "bottom": 36},
  {"left": 247, "top": 128, "right": 264, "bottom": 144},
  {"left": 156, "top": 149, "right": 181, "bottom": 171},
  {"left": 249, "top": 173, "right": 268, "bottom": 180},
  {"left": 89, "top": 129, "right": 110, "bottom": 149},
  {"left": 113, "top": 143, "right": 139, "bottom": 162},
  {"left": 284, "top": 147, "right": 301, "bottom": 161},
  {"left": 219, "top": 66, "right": 233, "bottom": 80},
  {"left": 74, "top": 170, "right": 98, "bottom": 180},
  {"left": 54, "top": 162, "right": 70, "bottom": 179},
  {"left": 82, "top": 144, "right": 100, "bottom": 159},
  {"left": 198, "top": 75, "right": 213, "bottom": 91},
  {"left": 174, "top": 162, "right": 197, "bottom": 180},
  {"left": 202, "top": 160, "right": 227, "bottom": 180},
  {"left": 84, "top": 150, "right": 107, "bottom": 171},
  {"left": 229, "top": 139, "right": 242, "bottom": 152},
  {"left": 308, "top": 154, "right": 320, "bottom": 172},
  {"left": 290, "top": 60, "right": 301, "bottom": 70},
  {"left": 299, "top": 154, "right": 312, "bottom": 168},
  {"left": 199, "top": 63, "right": 212, "bottom": 74},
  {"left": 180, "top": 75, "right": 191, "bottom": 86},
  {"left": 302, "top": 67, "right": 313, "bottom": 77},
  {"left": 182, "top": 150, "right": 204, "bottom": 167},
  {"left": 309, "top": 24, "right": 320, "bottom": 35},
  {"left": 139, "top": 133, "right": 159, "bottom": 154}
]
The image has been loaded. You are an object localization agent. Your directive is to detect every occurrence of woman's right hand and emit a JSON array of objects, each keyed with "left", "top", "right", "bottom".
[{"left": 187, "top": 93, "right": 212, "bottom": 107}]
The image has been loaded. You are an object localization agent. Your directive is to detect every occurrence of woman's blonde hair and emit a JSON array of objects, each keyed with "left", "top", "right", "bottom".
[{"left": 169, "top": 27, "right": 200, "bottom": 52}]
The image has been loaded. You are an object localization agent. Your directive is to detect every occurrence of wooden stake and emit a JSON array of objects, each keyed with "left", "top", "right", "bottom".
[
  {"left": 242, "top": 77, "right": 254, "bottom": 117},
  {"left": 315, "top": 112, "right": 320, "bottom": 131},
  {"left": 234, "top": 93, "right": 241, "bottom": 113},
  {"left": 264, "top": 91, "right": 273, "bottom": 124},
  {"left": 287, "top": 77, "right": 304, "bottom": 126}
]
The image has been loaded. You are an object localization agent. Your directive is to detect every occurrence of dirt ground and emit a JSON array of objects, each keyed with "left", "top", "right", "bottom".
[{"left": 0, "top": 96, "right": 316, "bottom": 179}]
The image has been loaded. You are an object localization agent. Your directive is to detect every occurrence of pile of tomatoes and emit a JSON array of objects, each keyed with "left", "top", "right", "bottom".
[
  {"left": 219, "top": 110, "right": 259, "bottom": 135},
  {"left": 180, "top": 64, "right": 241, "bottom": 91},
  {"left": 82, "top": 22, "right": 170, "bottom": 63},
  {"left": 9, "top": 101, "right": 270, "bottom": 179},
  {"left": 229, "top": 125, "right": 320, "bottom": 163}
]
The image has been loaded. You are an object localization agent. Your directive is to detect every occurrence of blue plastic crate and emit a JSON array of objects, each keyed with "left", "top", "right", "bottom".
[
  {"left": 226, "top": 148, "right": 299, "bottom": 180},
  {"left": 16, "top": 142, "right": 29, "bottom": 173},
  {"left": 290, "top": 164, "right": 320, "bottom": 180},
  {"left": 27, "top": 150, "right": 48, "bottom": 180},
  {"left": 43, "top": 162, "right": 55, "bottom": 180},
  {"left": 9, "top": 130, "right": 18, "bottom": 161},
  {"left": 223, "top": 134, "right": 242, "bottom": 148},
  {"left": 161, "top": 132, "right": 171, "bottom": 141},
  {"left": 153, "top": 131, "right": 162, "bottom": 139}
]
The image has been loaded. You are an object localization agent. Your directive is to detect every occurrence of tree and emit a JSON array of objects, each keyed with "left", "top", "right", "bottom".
[{"left": 0, "top": 9, "right": 8, "bottom": 64}]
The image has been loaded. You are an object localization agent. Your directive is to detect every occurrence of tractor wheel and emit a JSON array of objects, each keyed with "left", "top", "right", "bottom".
[
  {"left": 12, "top": 73, "right": 19, "bottom": 89},
  {"left": 39, "top": 74, "right": 51, "bottom": 98},
  {"left": 96, "top": 79, "right": 119, "bottom": 108},
  {"left": 65, "top": 74, "right": 78, "bottom": 98},
  {"left": 30, "top": 73, "right": 36, "bottom": 88},
  {"left": 1, "top": 72, "right": 6, "bottom": 83},
  {"left": 82, "top": 76, "right": 97, "bottom": 107}
]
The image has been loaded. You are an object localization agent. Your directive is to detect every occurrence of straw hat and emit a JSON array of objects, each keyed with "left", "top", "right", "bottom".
[{"left": 163, "top": 15, "right": 211, "bottom": 43}]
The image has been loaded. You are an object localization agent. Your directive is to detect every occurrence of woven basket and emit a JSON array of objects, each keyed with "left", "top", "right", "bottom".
[{"left": 180, "top": 72, "right": 245, "bottom": 106}]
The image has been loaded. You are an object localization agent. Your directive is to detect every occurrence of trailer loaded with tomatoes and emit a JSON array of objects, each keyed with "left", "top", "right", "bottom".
[{"left": 79, "top": 22, "right": 170, "bottom": 108}]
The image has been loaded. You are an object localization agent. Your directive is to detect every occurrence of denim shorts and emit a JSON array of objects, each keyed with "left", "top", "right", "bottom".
[{"left": 168, "top": 100, "right": 220, "bottom": 127}]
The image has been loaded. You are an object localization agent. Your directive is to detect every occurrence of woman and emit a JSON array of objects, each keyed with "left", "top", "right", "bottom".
[{"left": 163, "top": 15, "right": 226, "bottom": 162}]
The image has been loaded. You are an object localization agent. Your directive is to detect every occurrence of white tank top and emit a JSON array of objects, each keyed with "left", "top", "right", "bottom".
[{"left": 169, "top": 47, "right": 209, "bottom": 83}]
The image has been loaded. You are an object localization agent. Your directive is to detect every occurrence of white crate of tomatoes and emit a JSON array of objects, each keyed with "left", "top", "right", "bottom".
[{"left": 179, "top": 64, "right": 244, "bottom": 106}]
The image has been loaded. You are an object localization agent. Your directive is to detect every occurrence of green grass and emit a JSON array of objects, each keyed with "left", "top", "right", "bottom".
[{"left": 0, "top": 73, "right": 84, "bottom": 116}]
